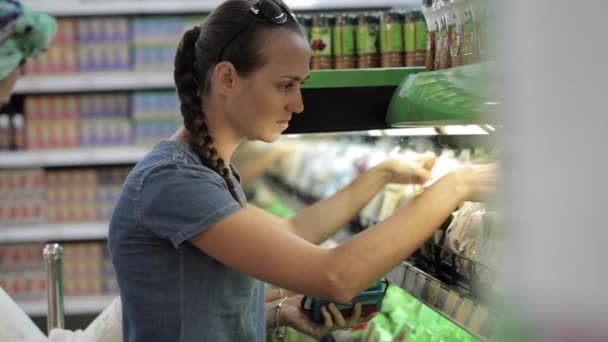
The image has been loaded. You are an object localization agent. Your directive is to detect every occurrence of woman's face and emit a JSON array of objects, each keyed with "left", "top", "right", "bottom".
[
  {"left": 225, "top": 28, "right": 311, "bottom": 143},
  {"left": 0, "top": 68, "right": 19, "bottom": 106}
]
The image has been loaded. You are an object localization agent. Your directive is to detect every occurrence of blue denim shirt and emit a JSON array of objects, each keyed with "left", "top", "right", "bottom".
[{"left": 108, "top": 140, "right": 264, "bottom": 342}]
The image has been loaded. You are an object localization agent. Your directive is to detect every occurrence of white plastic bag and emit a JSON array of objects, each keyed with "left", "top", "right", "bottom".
[{"left": 0, "top": 287, "right": 47, "bottom": 342}]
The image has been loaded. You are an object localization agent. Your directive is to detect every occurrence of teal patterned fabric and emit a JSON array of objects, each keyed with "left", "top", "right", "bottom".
[{"left": 0, "top": 0, "right": 56, "bottom": 80}]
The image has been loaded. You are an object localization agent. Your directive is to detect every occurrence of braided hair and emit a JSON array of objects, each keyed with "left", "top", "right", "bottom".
[{"left": 174, "top": 0, "right": 303, "bottom": 208}]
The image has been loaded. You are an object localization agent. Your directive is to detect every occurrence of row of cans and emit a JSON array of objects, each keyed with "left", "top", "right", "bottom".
[
  {"left": 0, "top": 242, "right": 118, "bottom": 300},
  {"left": 299, "top": 11, "right": 428, "bottom": 69},
  {"left": 0, "top": 167, "right": 130, "bottom": 225}
]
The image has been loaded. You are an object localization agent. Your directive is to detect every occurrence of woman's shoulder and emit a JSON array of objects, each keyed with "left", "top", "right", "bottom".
[{"left": 130, "top": 140, "right": 223, "bottom": 186}]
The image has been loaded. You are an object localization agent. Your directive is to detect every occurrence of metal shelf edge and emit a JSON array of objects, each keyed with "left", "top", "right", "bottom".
[
  {"left": 398, "top": 262, "right": 496, "bottom": 341},
  {"left": 0, "top": 222, "right": 109, "bottom": 243}
]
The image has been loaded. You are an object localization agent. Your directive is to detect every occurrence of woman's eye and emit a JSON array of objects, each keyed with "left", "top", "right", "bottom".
[{"left": 280, "top": 83, "right": 294, "bottom": 91}]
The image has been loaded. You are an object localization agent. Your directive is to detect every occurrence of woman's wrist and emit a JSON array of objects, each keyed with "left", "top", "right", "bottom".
[{"left": 445, "top": 167, "right": 472, "bottom": 202}]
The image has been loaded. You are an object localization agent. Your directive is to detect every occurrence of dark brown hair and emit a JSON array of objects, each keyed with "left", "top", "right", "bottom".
[{"left": 174, "top": 0, "right": 304, "bottom": 207}]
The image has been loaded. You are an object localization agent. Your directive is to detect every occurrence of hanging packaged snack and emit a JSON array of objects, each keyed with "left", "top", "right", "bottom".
[
  {"left": 437, "top": 0, "right": 452, "bottom": 69},
  {"left": 379, "top": 11, "right": 404, "bottom": 68},
  {"left": 310, "top": 14, "right": 333, "bottom": 70},
  {"left": 448, "top": 0, "right": 464, "bottom": 67},
  {"left": 460, "top": 0, "right": 479, "bottom": 64},
  {"left": 404, "top": 10, "right": 428, "bottom": 67},
  {"left": 413, "top": 11, "right": 428, "bottom": 66},
  {"left": 356, "top": 13, "right": 381, "bottom": 69},
  {"left": 333, "top": 14, "right": 357, "bottom": 69},
  {"left": 421, "top": 0, "right": 437, "bottom": 71}
]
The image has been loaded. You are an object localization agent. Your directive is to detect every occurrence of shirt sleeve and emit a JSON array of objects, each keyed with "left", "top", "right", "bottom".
[{"left": 138, "top": 163, "right": 242, "bottom": 249}]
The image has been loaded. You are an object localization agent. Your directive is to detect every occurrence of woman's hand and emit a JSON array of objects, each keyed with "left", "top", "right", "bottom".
[
  {"left": 379, "top": 154, "right": 437, "bottom": 185},
  {"left": 277, "top": 295, "right": 374, "bottom": 339},
  {"left": 451, "top": 163, "right": 499, "bottom": 202}
]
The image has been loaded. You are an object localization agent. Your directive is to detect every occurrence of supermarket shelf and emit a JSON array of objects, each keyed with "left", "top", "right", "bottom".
[
  {"left": 23, "top": 0, "right": 415, "bottom": 16},
  {"left": 304, "top": 67, "right": 424, "bottom": 89},
  {"left": 0, "top": 222, "right": 108, "bottom": 243},
  {"left": 18, "top": 294, "right": 117, "bottom": 316},
  {"left": 397, "top": 262, "right": 497, "bottom": 341},
  {"left": 14, "top": 68, "right": 424, "bottom": 95},
  {"left": 13, "top": 72, "right": 174, "bottom": 94},
  {"left": 387, "top": 63, "right": 501, "bottom": 127},
  {"left": 0, "top": 146, "right": 149, "bottom": 168}
]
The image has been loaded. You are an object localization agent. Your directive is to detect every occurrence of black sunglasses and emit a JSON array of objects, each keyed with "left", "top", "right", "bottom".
[{"left": 218, "top": 0, "right": 297, "bottom": 60}]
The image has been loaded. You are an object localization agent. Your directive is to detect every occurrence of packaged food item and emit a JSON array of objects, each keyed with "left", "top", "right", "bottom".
[
  {"left": 444, "top": 202, "right": 485, "bottom": 259},
  {"left": 436, "top": 0, "right": 452, "bottom": 69},
  {"left": 310, "top": 14, "right": 333, "bottom": 70},
  {"left": 356, "top": 13, "right": 380, "bottom": 68},
  {"left": 448, "top": 0, "right": 464, "bottom": 67},
  {"left": 332, "top": 14, "right": 357, "bottom": 69},
  {"left": 421, "top": 0, "right": 437, "bottom": 71}
]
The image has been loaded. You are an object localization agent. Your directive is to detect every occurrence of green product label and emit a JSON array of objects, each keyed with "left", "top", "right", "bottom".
[
  {"left": 356, "top": 25, "right": 379, "bottom": 55},
  {"left": 310, "top": 27, "right": 331, "bottom": 57},
  {"left": 332, "top": 25, "right": 355, "bottom": 56},
  {"left": 380, "top": 23, "right": 403, "bottom": 53},
  {"left": 416, "top": 21, "right": 427, "bottom": 51},
  {"left": 404, "top": 22, "right": 416, "bottom": 53}
]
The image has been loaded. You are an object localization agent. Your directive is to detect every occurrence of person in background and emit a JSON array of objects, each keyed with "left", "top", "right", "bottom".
[
  {"left": 0, "top": 0, "right": 56, "bottom": 106},
  {"left": 108, "top": 0, "right": 497, "bottom": 341},
  {"left": 0, "top": 1, "right": 57, "bottom": 341}
]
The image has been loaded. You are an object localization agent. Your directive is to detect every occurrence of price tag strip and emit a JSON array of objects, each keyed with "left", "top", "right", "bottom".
[{"left": 395, "top": 262, "right": 497, "bottom": 341}]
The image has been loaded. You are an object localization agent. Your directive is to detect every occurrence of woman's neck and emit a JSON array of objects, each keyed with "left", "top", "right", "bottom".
[{"left": 172, "top": 122, "right": 242, "bottom": 163}]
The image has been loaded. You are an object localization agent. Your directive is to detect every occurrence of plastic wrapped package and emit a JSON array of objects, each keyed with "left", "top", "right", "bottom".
[
  {"left": 444, "top": 202, "right": 485, "bottom": 260},
  {"left": 0, "top": 287, "right": 47, "bottom": 342}
]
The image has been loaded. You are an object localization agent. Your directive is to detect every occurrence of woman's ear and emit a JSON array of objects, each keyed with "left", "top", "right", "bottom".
[{"left": 213, "top": 61, "right": 238, "bottom": 95}]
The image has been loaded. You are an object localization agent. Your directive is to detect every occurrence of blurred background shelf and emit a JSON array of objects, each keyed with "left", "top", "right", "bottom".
[
  {"left": 13, "top": 68, "right": 425, "bottom": 94},
  {"left": 18, "top": 295, "right": 116, "bottom": 316},
  {"left": 0, "top": 222, "right": 108, "bottom": 243},
  {"left": 0, "top": 147, "right": 149, "bottom": 168},
  {"left": 13, "top": 72, "right": 174, "bottom": 94},
  {"left": 22, "top": 0, "right": 417, "bottom": 16}
]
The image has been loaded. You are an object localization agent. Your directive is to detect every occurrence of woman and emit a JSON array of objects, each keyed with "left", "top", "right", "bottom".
[
  {"left": 108, "top": 0, "right": 496, "bottom": 341},
  {"left": 0, "top": 0, "right": 56, "bottom": 106}
]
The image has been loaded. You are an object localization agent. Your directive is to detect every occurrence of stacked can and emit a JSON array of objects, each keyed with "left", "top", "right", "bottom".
[
  {"left": 356, "top": 14, "right": 380, "bottom": 68},
  {"left": 310, "top": 15, "right": 333, "bottom": 70},
  {"left": 297, "top": 15, "right": 312, "bottom": 43},
  {"left": 332, "top": 14, "right": 357, "bottom": 69},
  {"left": 25, "top": 19, "right": 78, "bottom": 75},
  {"left": 404, "top": 11, "right": 428, "bottom": 67},
  {"left": 379, "top": 11, "right": 404, "bottom": 68}
]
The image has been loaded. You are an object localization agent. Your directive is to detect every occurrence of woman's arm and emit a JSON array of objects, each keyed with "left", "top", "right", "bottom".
[
  {"left": 288, "top": 157, "right": 434, "bottom": 244},
  {"left": 189, "top": 165, "right": 495, "bottom": 303}
]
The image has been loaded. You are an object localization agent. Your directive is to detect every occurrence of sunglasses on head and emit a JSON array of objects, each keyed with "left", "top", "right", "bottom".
[{"left": 218, "top": 0, "right": 297, "bottom": 60}]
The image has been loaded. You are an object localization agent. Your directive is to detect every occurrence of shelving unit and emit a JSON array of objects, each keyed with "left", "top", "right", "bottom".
[
  {"left": 0, "top": 146, "right": 148, "bottom": 168},
  {"left": 13, "top": 72, "right": 174, "bottom": 94},
  {"left": 0, "top": 222, "right": 108, "bottom": 243},
  {"left": 22, "top": 0, "right": 415, "bottom": 16},
  {"left": 397, "top": 262, "right": 497, "bottom": 341},
  {"left": 18, "top": 295, "right": 116, "bottom": 316}
]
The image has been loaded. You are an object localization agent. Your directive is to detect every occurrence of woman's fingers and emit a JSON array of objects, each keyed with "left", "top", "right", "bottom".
[{"left": 327, "top": 303, "right": 347, "bottom": 328}]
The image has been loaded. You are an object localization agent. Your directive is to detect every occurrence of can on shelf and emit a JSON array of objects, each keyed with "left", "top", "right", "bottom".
[
  {"left": 332, "top": 14, "right": 357, "bottom": 69},
  {"left": 310, "top": 14, "right": 333, "bottom": 70},
  {"left": 356, "top": 13, "right": 380, "bottom": 69},
  {"left": 379, "top": 11, "right": 404, "bottom": 68}
]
